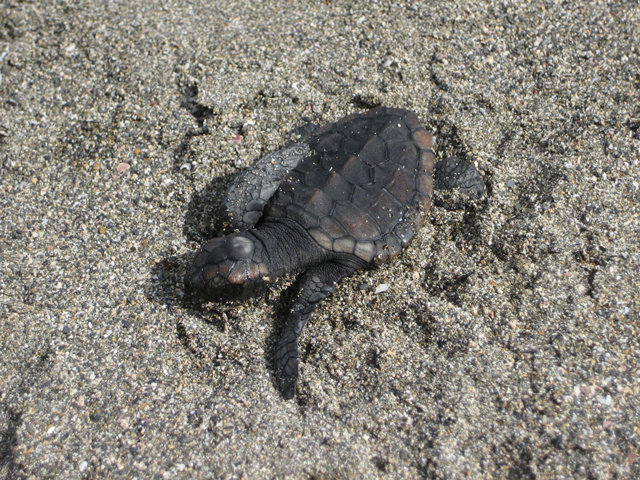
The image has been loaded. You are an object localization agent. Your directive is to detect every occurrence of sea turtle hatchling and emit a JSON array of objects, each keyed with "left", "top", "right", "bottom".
[{"left": 185, "top": 106, "right": 484, "bottom": 399}]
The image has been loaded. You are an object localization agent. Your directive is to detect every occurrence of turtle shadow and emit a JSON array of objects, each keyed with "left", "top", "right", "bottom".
[{"left": 182, "top": 172, "right": 237, "bottom": 244}]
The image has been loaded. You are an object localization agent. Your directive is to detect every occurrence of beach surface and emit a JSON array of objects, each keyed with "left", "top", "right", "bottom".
[{"left": 1, "top": 0, "right": 639, "bottom": 478}]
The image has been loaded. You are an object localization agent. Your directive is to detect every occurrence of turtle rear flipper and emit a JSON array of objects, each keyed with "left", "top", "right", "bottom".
[
  {"left": 433, "top": 156, "right": 485, "bottom": 210},
  {"left": 434, "top": 156, "right": 485, "bottom": 196}
]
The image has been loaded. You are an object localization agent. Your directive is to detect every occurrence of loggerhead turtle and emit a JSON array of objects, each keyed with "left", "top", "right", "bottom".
[{"left": 185, "top": 106, "right": 484, "bottom": 399}]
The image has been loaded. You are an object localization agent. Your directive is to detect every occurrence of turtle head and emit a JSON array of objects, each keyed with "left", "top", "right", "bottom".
[{"left": 184, "top": 233, "right": 272, "bottom": 301}]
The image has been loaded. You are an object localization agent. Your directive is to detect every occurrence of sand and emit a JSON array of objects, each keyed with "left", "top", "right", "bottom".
[{"left": 1, "top": 0, "right": 639, "bottom": 478}]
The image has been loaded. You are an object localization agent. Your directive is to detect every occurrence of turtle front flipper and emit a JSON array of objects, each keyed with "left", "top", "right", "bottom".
[
  {"left": 218, "top": 143, "right": 311, "bottom": 233},
  {"left": 275, "top": 261, "right": 360, "bottom": 400}
]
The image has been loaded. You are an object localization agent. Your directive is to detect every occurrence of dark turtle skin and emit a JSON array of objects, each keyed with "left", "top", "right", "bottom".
[{"left": 185, "top": 106, "right": 483, "bottom": 399}]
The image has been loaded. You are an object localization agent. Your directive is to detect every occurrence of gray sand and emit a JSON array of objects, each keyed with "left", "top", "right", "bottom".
[{"left": 1, "top": 1, "right": 639, "bottom": 478}]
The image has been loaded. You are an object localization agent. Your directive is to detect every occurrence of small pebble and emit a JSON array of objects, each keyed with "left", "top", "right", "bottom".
[
  {"left": 399, "top": 448, "right": 410, "bottom": 461},
  {"left": 597, "top": 395, "right": 612, "bottom": 406},
  {"left": 375, "top": 283, "right": 390, "bottom": 294}
]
